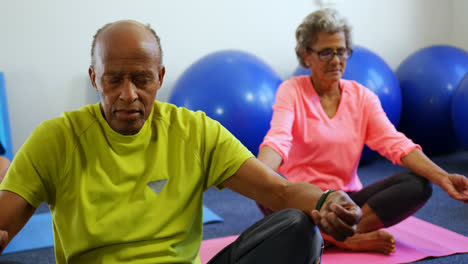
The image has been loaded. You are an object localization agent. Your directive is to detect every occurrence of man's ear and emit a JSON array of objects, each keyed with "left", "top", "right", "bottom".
[
  {"left": 158, "top": 66, "right": 166, "bottom": 87},
  {"left": 89, "top": 66, "right": 98, "bottom": 91}
]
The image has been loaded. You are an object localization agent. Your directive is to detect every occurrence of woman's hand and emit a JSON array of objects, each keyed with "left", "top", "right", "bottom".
[
  {"left": 438, "top": 173, "right": 468, "bottom": 203},
  {"left": 311, "top": 191, "right": 362, "bottom": 241}
]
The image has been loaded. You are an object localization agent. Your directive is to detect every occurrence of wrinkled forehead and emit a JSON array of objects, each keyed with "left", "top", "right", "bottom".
[{"left": 95, "top": 22, "right": 160, "bottom": 65}]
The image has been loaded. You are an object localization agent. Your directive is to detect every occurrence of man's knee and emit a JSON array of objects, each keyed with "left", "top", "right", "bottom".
[
  {"left": 275, "top": 209, "right": 323, "bottom": 263},
  {"left": 245, "top": 208, "right": 322, "bottom": 248},
  {"left": 276, "top": 208, "right": 314, "bottom": 233},
  {"left": 273, "top": 209, "right": 322, "bottom": 247},
  {"left": 234, "top": 209, "right": 323, "bottom": 264}
]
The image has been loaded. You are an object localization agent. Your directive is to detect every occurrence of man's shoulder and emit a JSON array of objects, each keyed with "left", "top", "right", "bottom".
[
  {"left": 41, "top": 104, "right": 98, "bottom": 136},
  {"left": 153, "top": 101, "right": 219, "bottom": 140},
  {"left": 153, "top": 101, "right": 210, "bottom": 125}
]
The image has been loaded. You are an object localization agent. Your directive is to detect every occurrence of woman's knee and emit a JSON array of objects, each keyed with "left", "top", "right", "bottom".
[
  {"left": 410, "top": 173, "right": 432, "bottom": 201},
  {"left": 397, "top": 172, "right": 433, "bottom": 202}
]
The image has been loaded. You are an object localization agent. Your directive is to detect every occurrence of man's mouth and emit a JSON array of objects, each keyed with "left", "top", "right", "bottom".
[{"left": 115, "top": 109, "right": 142, "bottom": 119}]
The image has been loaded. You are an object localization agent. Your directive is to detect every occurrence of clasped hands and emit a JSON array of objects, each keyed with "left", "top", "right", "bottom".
[{"left": 311, "top": 191, "right": 362, "bottom": 242}]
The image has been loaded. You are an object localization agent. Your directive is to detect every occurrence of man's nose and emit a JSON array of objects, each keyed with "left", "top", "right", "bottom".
[{"left": 119, "top": 79, "right": 138, "bottom": 102}]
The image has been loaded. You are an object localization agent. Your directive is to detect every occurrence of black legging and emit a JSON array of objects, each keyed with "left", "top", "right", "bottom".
[
  {"left": 257, "top": 171, "right": 432, "bottom": 228},
  {"left": 208, "top": 209, "right": 323, "bottom": 264},
  {"left": 348, "top": 171, "right": 432, "bottom": 227}
]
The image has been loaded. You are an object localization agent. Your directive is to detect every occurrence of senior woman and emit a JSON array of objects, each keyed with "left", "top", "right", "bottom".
[
  {"left": 257, "top": 8, "right": 468, "bottom": 255},
  {"left": 0, "top": 143, "right": 10, "bottom": 182}
]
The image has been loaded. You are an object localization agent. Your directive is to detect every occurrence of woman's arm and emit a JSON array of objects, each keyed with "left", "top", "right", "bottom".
[
  {"left": 401, "top": 148, "right": 468, "bottom": 202},
  {"left": 257, "top": 146, "right": 283, "bottom": 171},
  {"left": 0, "top": 157, "right": 10, "bottom": 183}
]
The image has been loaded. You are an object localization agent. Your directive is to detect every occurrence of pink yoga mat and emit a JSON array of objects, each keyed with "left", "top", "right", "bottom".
[{"left": 199, "top": 216, "right": 468, "bottom": 264}]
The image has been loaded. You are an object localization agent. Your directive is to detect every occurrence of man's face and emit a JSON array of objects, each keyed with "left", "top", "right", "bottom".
[{"left": 89, "top": 22, "right": 165, "bottom": 135}]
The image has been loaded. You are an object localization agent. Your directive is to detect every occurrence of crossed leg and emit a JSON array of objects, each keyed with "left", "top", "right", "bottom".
[
  {"left": 209, "top": 209, "right": 323, "bottom": 264},
  {"left": 322, "top": 204, "right": 396, "bottom": 254},
  {"left": 324, "top": 172, "right": 432, "bottom": 254}
]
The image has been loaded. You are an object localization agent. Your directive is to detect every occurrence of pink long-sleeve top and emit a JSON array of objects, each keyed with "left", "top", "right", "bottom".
[{"left": 260, "top": 75, "right": 420, "bottom": 192}]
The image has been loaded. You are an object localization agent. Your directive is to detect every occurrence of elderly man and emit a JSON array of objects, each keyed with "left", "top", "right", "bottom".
[{"left": 0, "top": 20, "right": 361, "bottom": 263}]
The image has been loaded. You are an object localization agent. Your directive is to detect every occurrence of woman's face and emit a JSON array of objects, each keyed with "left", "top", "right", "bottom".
[{"left": 303, "top": 31, "right": 348, "bottom": 86}]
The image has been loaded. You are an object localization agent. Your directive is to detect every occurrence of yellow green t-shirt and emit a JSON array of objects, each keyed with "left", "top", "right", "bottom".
[{"left": 0, "top": 101, "right": 253, "bottom": 263}]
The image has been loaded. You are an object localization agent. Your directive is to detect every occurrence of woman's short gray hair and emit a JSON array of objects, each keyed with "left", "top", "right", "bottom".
[{"left": 295, "top": 8, "right": 352, "bottom": 68}]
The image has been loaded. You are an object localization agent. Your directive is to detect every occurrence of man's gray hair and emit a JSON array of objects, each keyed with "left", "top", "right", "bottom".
[{"left": 295, "top": 8, "right": 352, "bottom": 68}]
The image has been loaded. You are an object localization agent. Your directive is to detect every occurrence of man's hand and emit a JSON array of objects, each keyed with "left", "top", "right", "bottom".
[
  {"left": 0, "top": 230, "right": 8, "bottom": 254},
  {"left": 438, "top": 173, "right": 468, "bottom": 203},
  {"left": 311, "top": 191, "right": 361, "bottom": 242}
]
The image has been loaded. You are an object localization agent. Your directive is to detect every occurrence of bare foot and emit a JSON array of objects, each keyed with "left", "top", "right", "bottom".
[{"left": 330, "top": 230, "right": 396, "bottom": 255}]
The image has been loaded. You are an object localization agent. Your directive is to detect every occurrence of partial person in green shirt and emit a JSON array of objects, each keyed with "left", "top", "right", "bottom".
[{"left": 0, "top": 20, "right": 362, "bottom": 264}]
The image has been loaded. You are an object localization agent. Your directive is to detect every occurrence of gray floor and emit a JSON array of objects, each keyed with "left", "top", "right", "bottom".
[{"left": 0, "top": 152, "right": 467, "bottom": 263}]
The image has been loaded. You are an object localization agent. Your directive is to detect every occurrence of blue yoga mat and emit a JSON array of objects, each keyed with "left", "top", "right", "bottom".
[
  {"left": 3, "top": 205, "right": 223, "bottom": 254},
  {"left": 202, "top": 205, "right": 223, "bottom": 224},
  {"left": 3, "top": 213, "right": 54, "bottom": 254}
]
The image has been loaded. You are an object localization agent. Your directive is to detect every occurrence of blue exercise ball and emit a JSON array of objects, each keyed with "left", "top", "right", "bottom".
[
  {"left": 396, "top": 45, "right": 468, "bottom": 155},
  {"left": 452, "top": 73, "right": 468, "bottom": 150},
  {"left": 293, "top": 45, "right": 402, "bottom": 164},
  {"left": 169, "top": 50, "right": 282, "bottom": 156}
]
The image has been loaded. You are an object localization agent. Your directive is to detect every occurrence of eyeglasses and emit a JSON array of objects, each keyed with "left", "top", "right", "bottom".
[{"left": 306, "top": 47, "right": 353, "bottom": 62}]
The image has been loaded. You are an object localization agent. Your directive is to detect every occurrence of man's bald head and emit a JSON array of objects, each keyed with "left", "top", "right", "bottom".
[{"left": 90, "top": 20, "right": 163, "bottom": 69}]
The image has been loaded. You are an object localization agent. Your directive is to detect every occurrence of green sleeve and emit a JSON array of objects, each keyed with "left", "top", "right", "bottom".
[
  {"left": 199, "top": 114, "right": 254, "bottom": 191},
  {"left": 0, "top": 119, "right": 69, "bottom": 207}
]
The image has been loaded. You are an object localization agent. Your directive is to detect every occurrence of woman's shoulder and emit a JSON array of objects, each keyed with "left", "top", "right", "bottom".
[
  {"left": 340, "top": 79, "right": 365, "bottom": 91},
  {"left": 340, "top": 79, "right": 378, "bottom": 98},
  {"left": 285, "top": 75, "right": 310, "bottom": 86},
  {"left": 279, "top": 75, "right": 311, "bottom": 93}
]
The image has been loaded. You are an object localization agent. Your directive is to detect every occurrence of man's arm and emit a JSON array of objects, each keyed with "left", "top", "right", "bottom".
[
  {"left": 0, "top": 190, "right": 36, "bottom": 253},
  {"left": 223, "top": 157, "right": 362, "bottom": 241}
]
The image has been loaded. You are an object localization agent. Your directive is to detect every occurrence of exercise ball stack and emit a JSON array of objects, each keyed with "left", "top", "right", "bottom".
[
  {"left": 452, "top": 73, "right": 468, "bottom": 150},
  {"left": 169, "top": 50, "right": 282, "bottom": 156},
  {"left": 396, "top": 45, "right": 468, "bottom": 155},
  {"left": 292, "top": 45, "right": 402, "bottom": 164}
]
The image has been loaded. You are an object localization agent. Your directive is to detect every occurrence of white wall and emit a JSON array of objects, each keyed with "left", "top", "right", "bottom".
[
  {"left": 453, "top": 0, "right": 468, "bottom": 51},
  {"left": 0, "top": 0, "right": 461, "bottom": 154}
]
